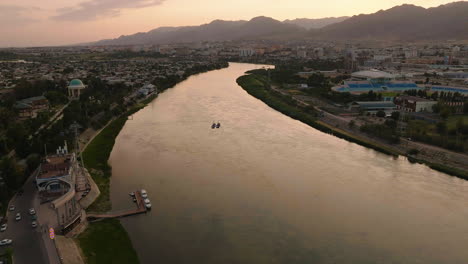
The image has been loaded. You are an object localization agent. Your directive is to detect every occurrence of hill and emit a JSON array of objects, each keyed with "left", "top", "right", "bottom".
[
  {"left": 283, "top": 17, "right": 349, "bottom": 29},
  {"left": 92, "top": 17, "right": 305, "bottom": 46},
  {"left": 317, "top": 2, "right": 468, "bottom": 40},
  {"left": 90, "top": 2, "right": 468, "bottom": 46}
]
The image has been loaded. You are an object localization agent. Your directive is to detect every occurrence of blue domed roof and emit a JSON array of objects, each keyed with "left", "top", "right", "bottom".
[{"left": 69, "top": 79, "right": 84, "bottom": 87}]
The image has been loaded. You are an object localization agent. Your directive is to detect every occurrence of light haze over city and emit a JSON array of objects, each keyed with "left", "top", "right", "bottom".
[{"left": 0, "top": 0, "right": 459, "bottom": 47}]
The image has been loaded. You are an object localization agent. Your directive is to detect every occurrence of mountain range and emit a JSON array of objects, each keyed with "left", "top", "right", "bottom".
[{"left": 90, "top": 1, "right": 468, "bottom": 46}]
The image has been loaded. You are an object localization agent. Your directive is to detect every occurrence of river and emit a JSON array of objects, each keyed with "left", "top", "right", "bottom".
[{"left": 109, "top": 63, "right": 468, "bottom": 264}]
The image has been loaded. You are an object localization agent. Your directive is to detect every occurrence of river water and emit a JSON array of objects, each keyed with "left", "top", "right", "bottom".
[{"left": 109, "top": 63, "right": 468, "bottom": 264}]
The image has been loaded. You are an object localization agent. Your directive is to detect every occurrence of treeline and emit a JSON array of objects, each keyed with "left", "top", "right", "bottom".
[
  {"left": 407, "top": 118, "right": 468, "bottom": 152},
  {"left": 107, "top": 51, "right": 166, "bottom": 59},
  {"left": 360, "top": 118, "right": 400, "bottom": 144}
]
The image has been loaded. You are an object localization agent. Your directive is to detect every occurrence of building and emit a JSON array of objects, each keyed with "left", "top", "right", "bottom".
[
  {"left": 429, "top": 85, "right": 468, "bottom": 95},
  {"left": 332, "top": 69, "right": 422, "bottom": 94},
  {"left": 394, "top": 96, "right": 437, "bottom": 112},
  {"left": 14, "top": 95, "right": 49, "bottom": 119},
  {"left": 239, "top": 48, "right": 255, "bottom": 57},
  {"left": 35, "top": 143, "right": 82, "bottom": 234},
  {"left": 138, "top": 84, "right": 157, "bottom": 97},
  {"left": 349, "top": 101, "right": 397, "bottom": 115},
  {"left": 68, "top": 79, "right": 86, "bottom": 99}
]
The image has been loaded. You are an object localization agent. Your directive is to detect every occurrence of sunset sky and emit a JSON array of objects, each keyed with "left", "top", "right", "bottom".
[{"left": 0, "top": 0, "right": 459, "bottom": 47}]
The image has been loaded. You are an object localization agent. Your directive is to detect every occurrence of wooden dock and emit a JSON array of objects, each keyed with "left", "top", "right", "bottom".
[{"left": 87, "top": 190, "right": 148, "bottom": 221}]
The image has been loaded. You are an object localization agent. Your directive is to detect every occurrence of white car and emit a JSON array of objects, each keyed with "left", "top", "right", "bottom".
[
  {"left": 9, "top": 205, "right": 15, "bottom": 211},
  {"left": 29, "top": 208, "right": 36, "bottom": 215},
  {"left": 0, "top": 239, "right": 12, "bottom": 246},
  {"left": 0, "top": 224, "right": 7, "bottom": 232},
  {"left": 31, "top": 221, "right": 38, "bottom": 228},
  {"left": 15, "top": 213, "right": 21, "bottom": 221}
]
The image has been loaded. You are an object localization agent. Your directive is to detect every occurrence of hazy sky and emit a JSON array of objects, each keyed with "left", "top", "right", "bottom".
[{"left": 0, "top": 0, "right": 459, "bottom": 47}]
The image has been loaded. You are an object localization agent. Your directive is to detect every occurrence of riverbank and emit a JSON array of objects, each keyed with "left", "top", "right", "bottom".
[
  {"left": 236, "top": 73, "right": 468, "bottom": 180},
  {"left": 77, "top": 219, "right": 138, "bottom": 264},
  {"left": 79, "top": 106, "right": 143, "bottom": 264}
]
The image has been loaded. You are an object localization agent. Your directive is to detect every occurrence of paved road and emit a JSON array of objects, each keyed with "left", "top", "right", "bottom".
[{"left": 0, "top": 175, "right": 60, "bottom": 264}]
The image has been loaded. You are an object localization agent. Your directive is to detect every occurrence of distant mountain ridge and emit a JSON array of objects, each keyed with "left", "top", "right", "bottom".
[
  {"left": 90, "top": 2, "right": 468, "bottom": 46},
  {"left": 283, "top": 17, "right": 349, "bottom": 29},
  {"left": 317, "top": 2, "right": 468, "bottom": 40},
  {"left": 92, "top": 16, "right": 306, "bottom": 46}
]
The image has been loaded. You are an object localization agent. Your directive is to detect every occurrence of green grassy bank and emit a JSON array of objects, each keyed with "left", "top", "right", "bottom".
[
  {"left": 237, "top": 73, "right": 468, "bottom": 180},
  {"left": 77, "top": 219, "right": 139, "bottom": 264},
  {"left": 79, "top": 104, "right": 150, "bottom": 264}
]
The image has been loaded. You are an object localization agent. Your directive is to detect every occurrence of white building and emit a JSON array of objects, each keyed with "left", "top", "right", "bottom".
[
  {"left": 68, "top": 79, "right": 86, "bottom": 99},
  {"left": 239, "top": 48, "right": 255, "bottom": 57}
]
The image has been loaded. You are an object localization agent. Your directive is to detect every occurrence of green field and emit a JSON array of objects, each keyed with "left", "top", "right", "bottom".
[
  {"left": 447, "top": 115, "right": 468, "bottom": 130},
  {"left": 77, "top": 219, "right": 139, "bottom": 264},
  {"left": 82, "top": 115, "right": 128, "bottom": 212}
]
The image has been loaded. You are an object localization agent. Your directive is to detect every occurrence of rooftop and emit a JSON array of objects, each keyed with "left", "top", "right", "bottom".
[
  {"left": 352, "top": 69, "right": 394, "bottom": 79},
  {"left": 68, "top": 79, "right": 85, "bottom": 88},
  {"left": 37, "top": 155, "right": 73, "bottom": 179}
]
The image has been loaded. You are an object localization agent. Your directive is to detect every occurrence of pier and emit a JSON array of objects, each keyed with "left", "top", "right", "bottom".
[{"left": 86, "top": 190, "right": 148, "bottom": 221}]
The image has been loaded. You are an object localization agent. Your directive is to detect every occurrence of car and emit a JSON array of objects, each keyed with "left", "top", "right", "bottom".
[
  {"left": 0, "top": 224, "right": 6, "bottom": 232},
  {"left": 29, "top": 208, "right": 36, "bottom": 215},
  {"left": 15, "top": 213, "right": 21, "bottom": 221},
  {"left": 31, "top": 221, "right": 37, "bottom": 228},
  {"left": 0, "top": 239, "right": 12, "bottom": 246},
  {"left": 9, "top": 205, "right": 15, "bottom": 211},
  {"left": 31, "top": 215, "right": 37, "bottom": 221}
]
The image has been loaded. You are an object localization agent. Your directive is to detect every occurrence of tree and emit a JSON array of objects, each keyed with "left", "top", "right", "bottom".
[
  {"left": 45, "top": 91, "right": 68, "bottom": 106},
  {"left": 376, "top": 110, "right": 386, "bottom": 118},
  {"left": 391, "top": 111, "right": 400, "bottom": 121},
  {"left": 436, "top": 121, "right": 447, "bottom": 134}
]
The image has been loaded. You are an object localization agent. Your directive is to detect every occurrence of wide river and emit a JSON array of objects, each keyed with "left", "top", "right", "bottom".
[{"left": 110, "top": 63, "right": 468, "bottom": 264}]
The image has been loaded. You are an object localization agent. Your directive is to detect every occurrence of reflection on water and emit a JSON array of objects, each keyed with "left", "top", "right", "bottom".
[{"left": 109, "top": 63, "right": 468, "bottom": 264}]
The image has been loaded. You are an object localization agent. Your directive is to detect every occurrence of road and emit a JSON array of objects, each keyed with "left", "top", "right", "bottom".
[{"left": 0, "top": 175, "right": 61, "bottom": 264}]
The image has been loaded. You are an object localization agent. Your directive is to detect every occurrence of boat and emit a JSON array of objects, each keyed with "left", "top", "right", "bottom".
[
  {"left": 141, "top": 189, "right": 148, "bottom": 198},
  {"left": 132, "top": 198, "right": 137, "bottom": 202},
  {"left": 129, "top": 192, "right": 135, "bottom": 197},
  {"left": 216, "top": 122, "right": 221, "bottom": 128},
  {"left": 144, "top": 198, "right": 152, "bottom": 209},
  {"left": 211, "top": 123, "right": 216, "bottom": 129}
]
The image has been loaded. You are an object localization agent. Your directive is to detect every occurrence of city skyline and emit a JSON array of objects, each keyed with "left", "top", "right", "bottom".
[{"left": 0, "top": 0, "right": 461, "bottom": 47}]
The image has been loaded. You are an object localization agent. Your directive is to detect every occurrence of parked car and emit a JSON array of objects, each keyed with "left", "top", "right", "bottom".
[
  {"left": 0, "top": 224, "right": 6, "bottom": 232},
  {"left": 31, "top": 215, "right": 37, "bottom": 221},
  {"left": 0, "top": 239, "right": 12, "bottom": 246},
  {"left": 29, "top": 208, "right": 36, "bottom": 215},
  {"left": 15, "top": 213, "right": 21, "bottom": 221},
  {"left": 9, "top": 205, "right": 15, "bottom": 211},
  {"left": 31, "top": 221, "right": 37, "bottom": 228}
]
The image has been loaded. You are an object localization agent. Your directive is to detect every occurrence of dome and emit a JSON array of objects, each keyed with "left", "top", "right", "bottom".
[{"left": 69, "top": 79, "right": 85, "bottom": 88}]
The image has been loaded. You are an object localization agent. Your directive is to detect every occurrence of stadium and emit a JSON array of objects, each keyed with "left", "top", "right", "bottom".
[{"left": 332, "top": 69, "right": 423, "bottom": 94}]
